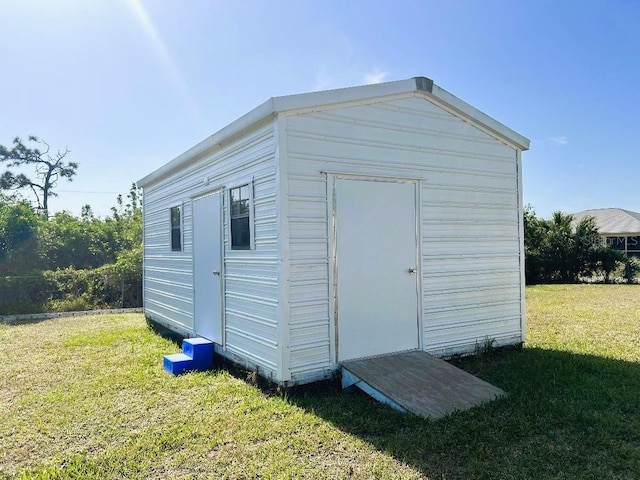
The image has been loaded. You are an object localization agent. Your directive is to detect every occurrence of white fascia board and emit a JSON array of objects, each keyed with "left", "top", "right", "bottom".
[{"left": 427, "top": 84, "right": 530, "bottom": 151}]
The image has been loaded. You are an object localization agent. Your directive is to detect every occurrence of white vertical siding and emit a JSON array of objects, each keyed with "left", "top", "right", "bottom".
[
  {"left": 284, "top": 94, "right": 523, "bottom": 379},
  {"left": 142, "top": 121, "right": 280, "bottom": 378}
]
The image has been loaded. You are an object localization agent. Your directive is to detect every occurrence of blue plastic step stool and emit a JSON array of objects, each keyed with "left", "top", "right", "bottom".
[{"left": 163, "top": 337, "right": 214, "bottom": 375}]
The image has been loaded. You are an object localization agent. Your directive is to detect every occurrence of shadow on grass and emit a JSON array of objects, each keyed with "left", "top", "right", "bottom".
[{"left": 283, "top": 348, "right": 640, "bottom": 479}]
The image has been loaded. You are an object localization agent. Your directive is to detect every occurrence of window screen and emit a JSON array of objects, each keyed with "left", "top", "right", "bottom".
[
  {"left": 606, "top": 236, "right": 626, "bottom": 250},
  {"left": 627, "top": 236, "right": 640, "bottom": 255},
  {"left": 170, "top": 206, "right": 182, "bottom": 251},
  {"left": 230, "top": 185, "right": 251, "bottom": 250}
]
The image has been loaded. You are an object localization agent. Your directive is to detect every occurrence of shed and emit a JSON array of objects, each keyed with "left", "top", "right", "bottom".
[
  {"left": 137, "top": 76, "right": 530, "bottom": 386},
  {"left": 573, "top": 208, "right": 640, "bottom": 257}
]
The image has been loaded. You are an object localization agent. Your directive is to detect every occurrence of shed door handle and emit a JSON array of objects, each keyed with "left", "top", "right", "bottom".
[
  {"left": 212, "top": 270, "right": 220, "bottom": 276},
  {"left": 408, "top": 268, "right": 417, "bottom": 275}
]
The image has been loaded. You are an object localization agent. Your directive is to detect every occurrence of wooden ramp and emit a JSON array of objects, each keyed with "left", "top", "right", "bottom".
[{"left": 341, "top": 350, "right": 505, "bottom": 419}]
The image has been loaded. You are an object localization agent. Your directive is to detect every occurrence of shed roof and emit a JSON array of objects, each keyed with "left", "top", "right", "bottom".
[
  {"left": 138, "top": 76, "right": 530, "bottom": 188},
  {"left": 573, "top": 208, "right": 640, "bottom": 235}
]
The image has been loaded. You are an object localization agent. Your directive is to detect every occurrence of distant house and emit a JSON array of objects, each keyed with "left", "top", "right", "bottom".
[{"left": 573, "top": 208, "right": 640, "bottom": 257}]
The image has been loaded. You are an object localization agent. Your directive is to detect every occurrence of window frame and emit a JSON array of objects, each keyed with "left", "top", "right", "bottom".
[
  {"left": 227, "top": 179, "right": 255, "bottom": 251},
  {"left": 605, "top": 235, "right": 640, "bottom": 257},
  {"left": 169, "top": 204, "right": 183, "bottom": 252},
  {"left": 627, "top": 235, "right": 640, "bottom": 256}
]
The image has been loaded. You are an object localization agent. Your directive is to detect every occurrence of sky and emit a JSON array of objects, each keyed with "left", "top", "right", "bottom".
[{"left": 0, "top": 0, "right": 638, "bottom": 218}]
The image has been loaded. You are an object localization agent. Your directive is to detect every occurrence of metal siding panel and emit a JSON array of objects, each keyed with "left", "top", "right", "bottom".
[
  {"left": 285, "top": 95, "right": 522, "bottom": 379},
  {"left": 288, "top": 113, "right": 514, "bottom": 161},
  {"left": 141, "top": 122, "right": 279, "bottom": 378},
  {"left": 422, "top": 239, "right": 518, "bottom": 257},
  {"left": 424, "top": 270, "right": 521, "bottom": 292},
  {"left": 422, "top": 204, "right": 518, "bottom": 222},
  {"left": 426, "top": 286, "right": 522, "bottom": 312}
]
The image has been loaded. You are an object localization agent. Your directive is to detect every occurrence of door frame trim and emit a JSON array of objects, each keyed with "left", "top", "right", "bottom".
[
  {"left": 191, "top": 187, "right": 225, "bottom": 345},
  {"left": 327, "top": 173, "right": 423, "bottom": 364}
]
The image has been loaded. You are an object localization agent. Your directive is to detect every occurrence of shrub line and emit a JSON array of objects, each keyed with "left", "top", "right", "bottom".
[{"left": 0, "top": 307, "right": 143, "bottom": 324}]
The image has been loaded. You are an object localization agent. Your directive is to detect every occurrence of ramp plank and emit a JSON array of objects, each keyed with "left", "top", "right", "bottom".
[{"left": 342, "top": 351, "right": 504, "bottom": 419}]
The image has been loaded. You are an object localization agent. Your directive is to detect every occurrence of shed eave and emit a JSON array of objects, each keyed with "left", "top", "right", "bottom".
[{"left": 137, "top": 76, "right": 530, "bottom": 188}]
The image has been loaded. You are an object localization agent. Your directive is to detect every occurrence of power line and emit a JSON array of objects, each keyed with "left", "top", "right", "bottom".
[{"left": 56, "top": 190, "right": 121, "bottom": 194}]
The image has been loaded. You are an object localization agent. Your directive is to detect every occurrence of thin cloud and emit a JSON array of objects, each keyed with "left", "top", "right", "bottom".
[
  {"left": 363, "top": 69, "right": 390, "bottom": 85},
  {"left": 549, "top": 136, "right": 569, "bottom": 145}
]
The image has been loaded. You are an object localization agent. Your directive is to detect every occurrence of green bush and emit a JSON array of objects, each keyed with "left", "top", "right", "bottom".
[
  {"left": 0, "top": 184, "right": 143, "bottom": 315},
  {"left": 524, "top": 207, "right": 626, "bottom": 284},
  {"left": 0, "top": 272, "right": 57, "bottom": 314},
  {"left": 0, "top": 263, "right": 142, "bottom": 315},
  {"left": 595, "top": 247, "right": 626, "bottom": 283},
  {"left": 46, "top": 293, "right": 95, "bottom": 313},
  {"left": 623, "top": 257, "right": 640, "bottom": 283}
]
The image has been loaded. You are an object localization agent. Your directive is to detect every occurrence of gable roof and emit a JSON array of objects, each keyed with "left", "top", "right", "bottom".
[
  {"left": 573, "top": 208, "right": 640, "bottom": 235},
  {"left": 138, "top": 76, "right": 530, "bottom": 188}
]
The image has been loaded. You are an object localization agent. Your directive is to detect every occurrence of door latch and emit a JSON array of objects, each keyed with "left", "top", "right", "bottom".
[
  {"left": 408, "top": 268, "right": 417, "bottom": 275},
  {"left": 212, "top": 270, "right": 221, "bottom": 276}
]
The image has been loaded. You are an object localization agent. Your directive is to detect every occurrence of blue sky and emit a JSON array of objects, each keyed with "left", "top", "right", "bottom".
[{"left": 1, "top": 0, "right": 638, "bottom": 218}]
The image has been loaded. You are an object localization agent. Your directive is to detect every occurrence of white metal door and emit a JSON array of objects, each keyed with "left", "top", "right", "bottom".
[
  {"left": 335, "top": 178, "right": 419, "bottom": 361},
  {"left": 193, "top": 192, "right": 222, "bottom": 343}
]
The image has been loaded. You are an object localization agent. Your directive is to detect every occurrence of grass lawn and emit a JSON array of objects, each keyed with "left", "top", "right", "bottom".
[{"left": 1, "top": 284, "right": 640, "bottom": 479}]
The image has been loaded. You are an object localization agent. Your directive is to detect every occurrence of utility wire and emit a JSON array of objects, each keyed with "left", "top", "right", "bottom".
[{"left": 57, "top": 190, "right": 121, "bottom": 194}]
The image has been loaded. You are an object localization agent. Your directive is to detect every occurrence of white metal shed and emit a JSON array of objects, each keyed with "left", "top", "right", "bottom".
[{"left": 137, "top": 76, "right": 530, "bottom": 386}]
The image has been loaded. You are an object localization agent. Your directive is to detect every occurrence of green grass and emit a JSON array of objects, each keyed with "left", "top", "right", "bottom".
[{"left": 1, "top": 284, "right": 640, "bottom": 479}]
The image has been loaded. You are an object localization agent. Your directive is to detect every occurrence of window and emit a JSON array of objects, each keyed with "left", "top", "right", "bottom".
[
  {"left": 170, "top": 205, "right": 182, "bottom": 251},
  {"left": 606, "top": 236, "right": 626, "bottom": 250},
  {"left": 230, "top": 184, "right": 251, "bottom": 250},
  {"left": 606, "top": 235, "right": 640, "bottom": 257},
  {"left": 627, "top": 236, "right": 640, "bottom": 255}
]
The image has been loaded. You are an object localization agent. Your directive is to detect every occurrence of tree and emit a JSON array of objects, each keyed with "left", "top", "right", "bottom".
[
  {"left": 0, "top": 196, "right": 39, "bottom": 259},
  {"left": 622, "top": 256, "right": 640, "bottom": 284},
  {"left": 523, "top": 208, "right": 628, "bottom": 284},
  {"left": 0, "top": 195, "right": 41, "bottom": 274},
  {"left": 543, "top": 211, "right": 576, "bottom": 282},
  {"left": 595, "top": 247, "right": 625, "bottom": 283},
  {"left": 109, "top": 183, "right": 142, "bottom": 264},
  {"left": 572, "top": 215, "right": 603, "bottom": 278},
  {"left": 523, "top": 204, "right": 545, "bottom": 284},
  {"left": 36, "top": 184, "right": 143, "bottom": 271},
  {"left": 0, "top": 136, "right": 78, "bottom": 217}
]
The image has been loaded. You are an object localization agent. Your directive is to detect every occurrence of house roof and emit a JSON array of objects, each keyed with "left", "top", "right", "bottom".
[
  {"left": 137, "top": 76, "right": 530, "bottom": 188},
  {"left": 573, "top": 208, "right": 640, "bottom": 235}
]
